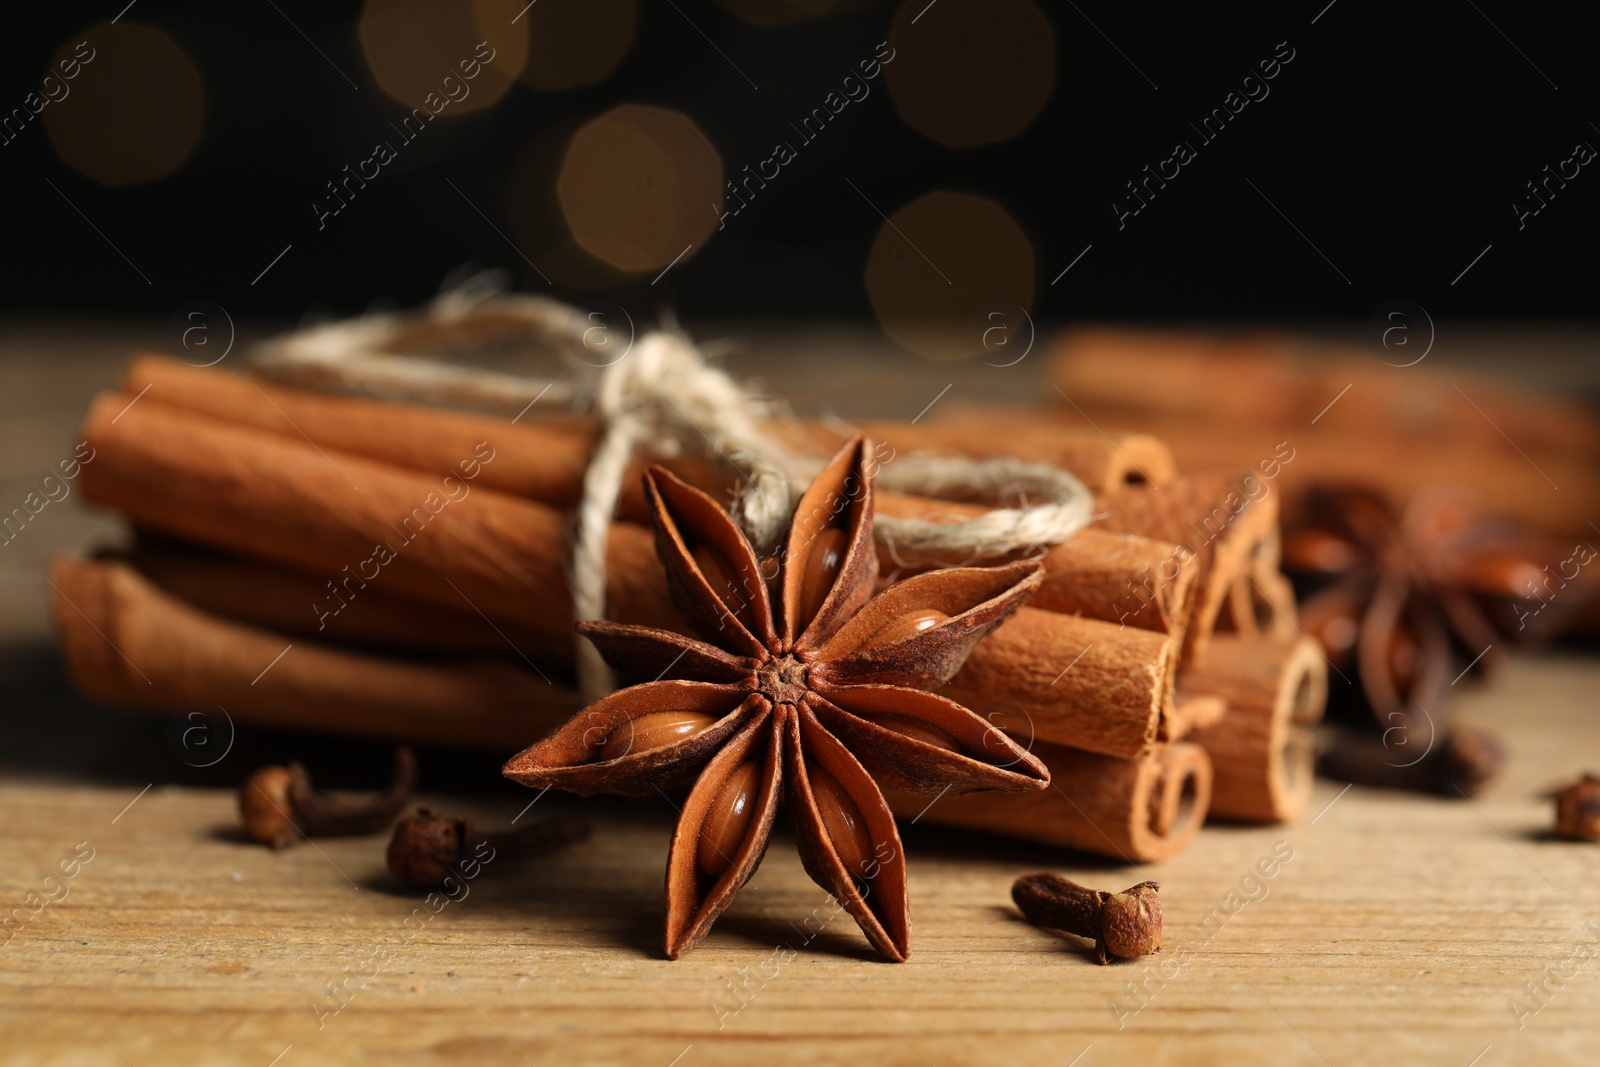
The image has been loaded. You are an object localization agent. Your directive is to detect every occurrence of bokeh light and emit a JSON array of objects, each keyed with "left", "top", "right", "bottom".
[
  {"left": 519, "top": 0, "right": 637, "bottom": 92},
  {"left": 884, "top": 0, "right": 1054, "bottom": 148},
  {"left": 865, "top": 190, "right": 1034, "bottom": 362},
  {"left": 557, "top": 104, "right": 723, "bottom": 274},
  {"left": 43, "top": 23, "right": 204, "bottom": 187},
  {"left": 506, "top": 122, "right": 631, "bottom": 290},
  {"left": 359, "top": 0, "right": 528, "bottom": 115}
]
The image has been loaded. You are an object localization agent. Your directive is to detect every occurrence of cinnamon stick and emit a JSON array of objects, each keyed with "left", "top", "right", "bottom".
[
  {"left": 1201, "top": 529, "right": 1296, "bottom": 640},
  {"left": 80, "top": 391, "right": 1178, "bottom": 756},
  {"left": 1098, "top": 413, "right": 1600, "bottom": 542},
  {"left": 1049, "top": 326, "right": 1600, "bottom": 456},
  {"left": 876, "top": 491, "right": 1199, "bottom": 638},
  {"left": 77, "top": 392, "right": 683, "bottom": 662},
  {"left": 1183, "top": 635, "right": 1328, "bottom": 823},
  {"left": 884, "top": 741, "right": 1212, "bottom": 863},
  {"left": 943, "top": 607, "right": 1177, "bottom": 759},
  {"left": 122, "top": 351, "right": 601, "bottom": 508},
  {"left": 116, "top": 536, "right": 548, "bottom": 660},
  {"left": 1163, "top": 690, "right": 1226, "bottom": 741},
  {"left": 1094, "top": 472, "right": 1280, "bottom": 665},
  {"left": 1043, "top": 330, "right": 1600, "bottom": 539},
  {"left": 57, "top": 547, "right": 1209, "bottom": 862},
  {"left": 116, "top": 533, "right": 1182, "bottom": 760},
  {"left": 49, "top": 556, "right": 576, "bottom": 748},
  {"left": 121, "top": 354, "right": 1173, "bottom": 518},
  {"left": 121, "top": 356, "right": 1204, "bottom": 639}
]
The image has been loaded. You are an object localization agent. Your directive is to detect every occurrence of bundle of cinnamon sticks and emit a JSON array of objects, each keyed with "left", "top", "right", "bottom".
[
  {"left": 51, "top": 352, "right": 1327, "bottom": 864},
  {"left": 1042, "top": 326, "right": 1600, "bottom": 541}
]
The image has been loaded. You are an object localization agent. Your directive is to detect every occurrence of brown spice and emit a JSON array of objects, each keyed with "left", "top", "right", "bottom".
[
  {"left": 1318, "top": 725, "right": 1505, "bottom": 798},
  {"left": 1287, "top": 486, "right": 1559, "bottom": 724},
  {"left": 238, "top": 746, "right": 416, "bottom": 849},
  {"left": 503, "top": 437, "right": 1050, "bottom": 962},
  {"left": 1012, "top": 873, "right": 1162, "bottom": 964},
  {"left": 1554, "top": 773, "right": 1600, "bottom": 841},
  {"left": 386, "top": 808, "right": 591, "bottom": 887}
]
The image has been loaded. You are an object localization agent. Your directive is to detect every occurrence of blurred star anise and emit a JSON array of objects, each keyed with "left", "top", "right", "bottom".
[
  {"left": 504, "top": 438, "right": 1049, "bottom": 961},
  {"left": 1287, "top": 485, "right": 1561, "bottom": 724}
]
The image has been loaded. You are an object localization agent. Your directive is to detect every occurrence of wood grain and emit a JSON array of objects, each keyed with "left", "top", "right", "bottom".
[
  {"left": 3, "top": 654, "right": 1597, "bottom": 1066},
  {"left": 6, "top": 323, "right": 1600, "bottom": 1065}
]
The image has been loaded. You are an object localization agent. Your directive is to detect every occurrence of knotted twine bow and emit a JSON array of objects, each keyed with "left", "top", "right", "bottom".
[{"left": 254, "top": 283, "right": 1094, "bottom": 701}]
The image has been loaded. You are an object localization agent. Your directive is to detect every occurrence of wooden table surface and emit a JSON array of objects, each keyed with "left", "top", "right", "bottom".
[{"left": 2, "top": 322, "right": 1598, "bottom": 1066}]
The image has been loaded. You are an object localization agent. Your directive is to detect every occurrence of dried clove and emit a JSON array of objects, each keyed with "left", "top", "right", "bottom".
[
  {"left": 1012, "top": 873, "right": 1162, "bottom": 964},
  {"left": 1554, "top": 773, "right": 1600, "bottom": 842},
  {"left": 238, "top": 746, "right": 416, "bottom": 849},
  {"left": 386, "top": 807, "right": 591, "bottom": 887},
  {"left": 1318, "top": 724, "right": 1505, "bottom": 797}
]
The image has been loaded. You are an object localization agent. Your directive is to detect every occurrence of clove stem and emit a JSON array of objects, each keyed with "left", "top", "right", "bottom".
[
  {"left": 386, "top": 807, "right": 591, "bottom": 887},
  {"left": 239, "top": 745, "right": 416, "bottom": 849},
  {"left": 1012, "top": 873, "right": 1162, "bottom": 964},
  {"left": 1318, "top": 725, "right": 1504, "bottom": 798}
]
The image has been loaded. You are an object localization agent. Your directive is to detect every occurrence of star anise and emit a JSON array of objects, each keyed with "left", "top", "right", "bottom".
[
  {"left": 1286, "top": 483, "right": 1561, "bottom": 777},
  {"left": 503, "top": 437, "right": 1049, "bottom": 961},
  {"left": 1285, "top": 485, "right": 1561, "bottom": 726}
]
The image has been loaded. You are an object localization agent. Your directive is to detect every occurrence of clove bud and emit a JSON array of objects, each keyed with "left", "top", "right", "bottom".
[
  {"left": 386, "top": 807, "right": 591, "bottom": 887},
  {"left": 1318, "top": 725, "right": 1505, "bottom": 797},
  {"left": 238, "top": 746, "right": 416, "bottom": 850},
  {"left": 1554, "top": 773, "right": 1600, "bottom": 842},
  {"left": 1012, "top": 873, "right": 1162, "bottom": 964}
]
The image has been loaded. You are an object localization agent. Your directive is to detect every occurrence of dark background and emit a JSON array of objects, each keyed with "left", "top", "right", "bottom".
[{"left": 1, "top": 0, "right": 1596, "bottom": 322}]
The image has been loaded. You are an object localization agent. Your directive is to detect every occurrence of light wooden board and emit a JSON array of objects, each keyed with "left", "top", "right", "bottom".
[
  {"left": 2, "top": 652, "right": 1597, "bottom": 1067},
  {"left": 3, "top": 325, "right": 1599, "bottom": 1064}
]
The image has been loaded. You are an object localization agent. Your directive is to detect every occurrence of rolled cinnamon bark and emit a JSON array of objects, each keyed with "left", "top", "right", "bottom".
[
  {"left": 943, "top": 607, "right": 1177, "bottom": 759},
  {"left": 1211, "top": 525, "right": 1297, "bottom": 641},
  {"left": 119, "top": 353, "right": 737, "bottom": 523},
  {"left": 116, "top": 536, "right": 549, "bottom": 660},
  {"left": 1049, "top": 326, "right": 1600, "bottom": 456},
  {"left": 1162, "top": 690, "right": 1226, "bottom": 741},
  {"left": 115, "top": 533, "right": 1181, "bottom": 760},
  {"left": 1183, "top": 635, "right": 1328, "bottom": 823},
  {"left": 1219, "top": 573, "right": 1262, "bottom": 639},
  {"left": 122, "top": 354, "right": 1173, "bottom": 519},
  {"left": 78, "top": 392, "right": 683, "bottom": 663},
  {"left": 122, "top": 352, "right": 601, "bottom": 506},
  {"left": 884, "top": 741, "right": 1212, "bottom": 863},
  {"left": 1041, "top": 331, "right": 1600, "bottom": 540},
  {"left": 1051, "top": 328, "right": 1298, "bottom": 421},
  {"left": 1248, "top": 567, "right": 1299, "bottom": 639},
  {"left": 48, "top": 556, "right": 577, "bottom": 748},
  {"left": 876, "top": 491, "right": 1198, "bottom": 639},
  {"left": 80, "top": 391, "right": 1181, "bottom": 756},
  {"left": 1094, "top": 412, "right": 1600, "bottom": 542},
  {"left": 120, "top": 357, "right": 1203, "bottom": 642},
  {"left": 56, "top": 547, "right": 1210, "bottom": 861},
  {"left": 1094, "top": 472, "right": 1279, "bottom": 665}
]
